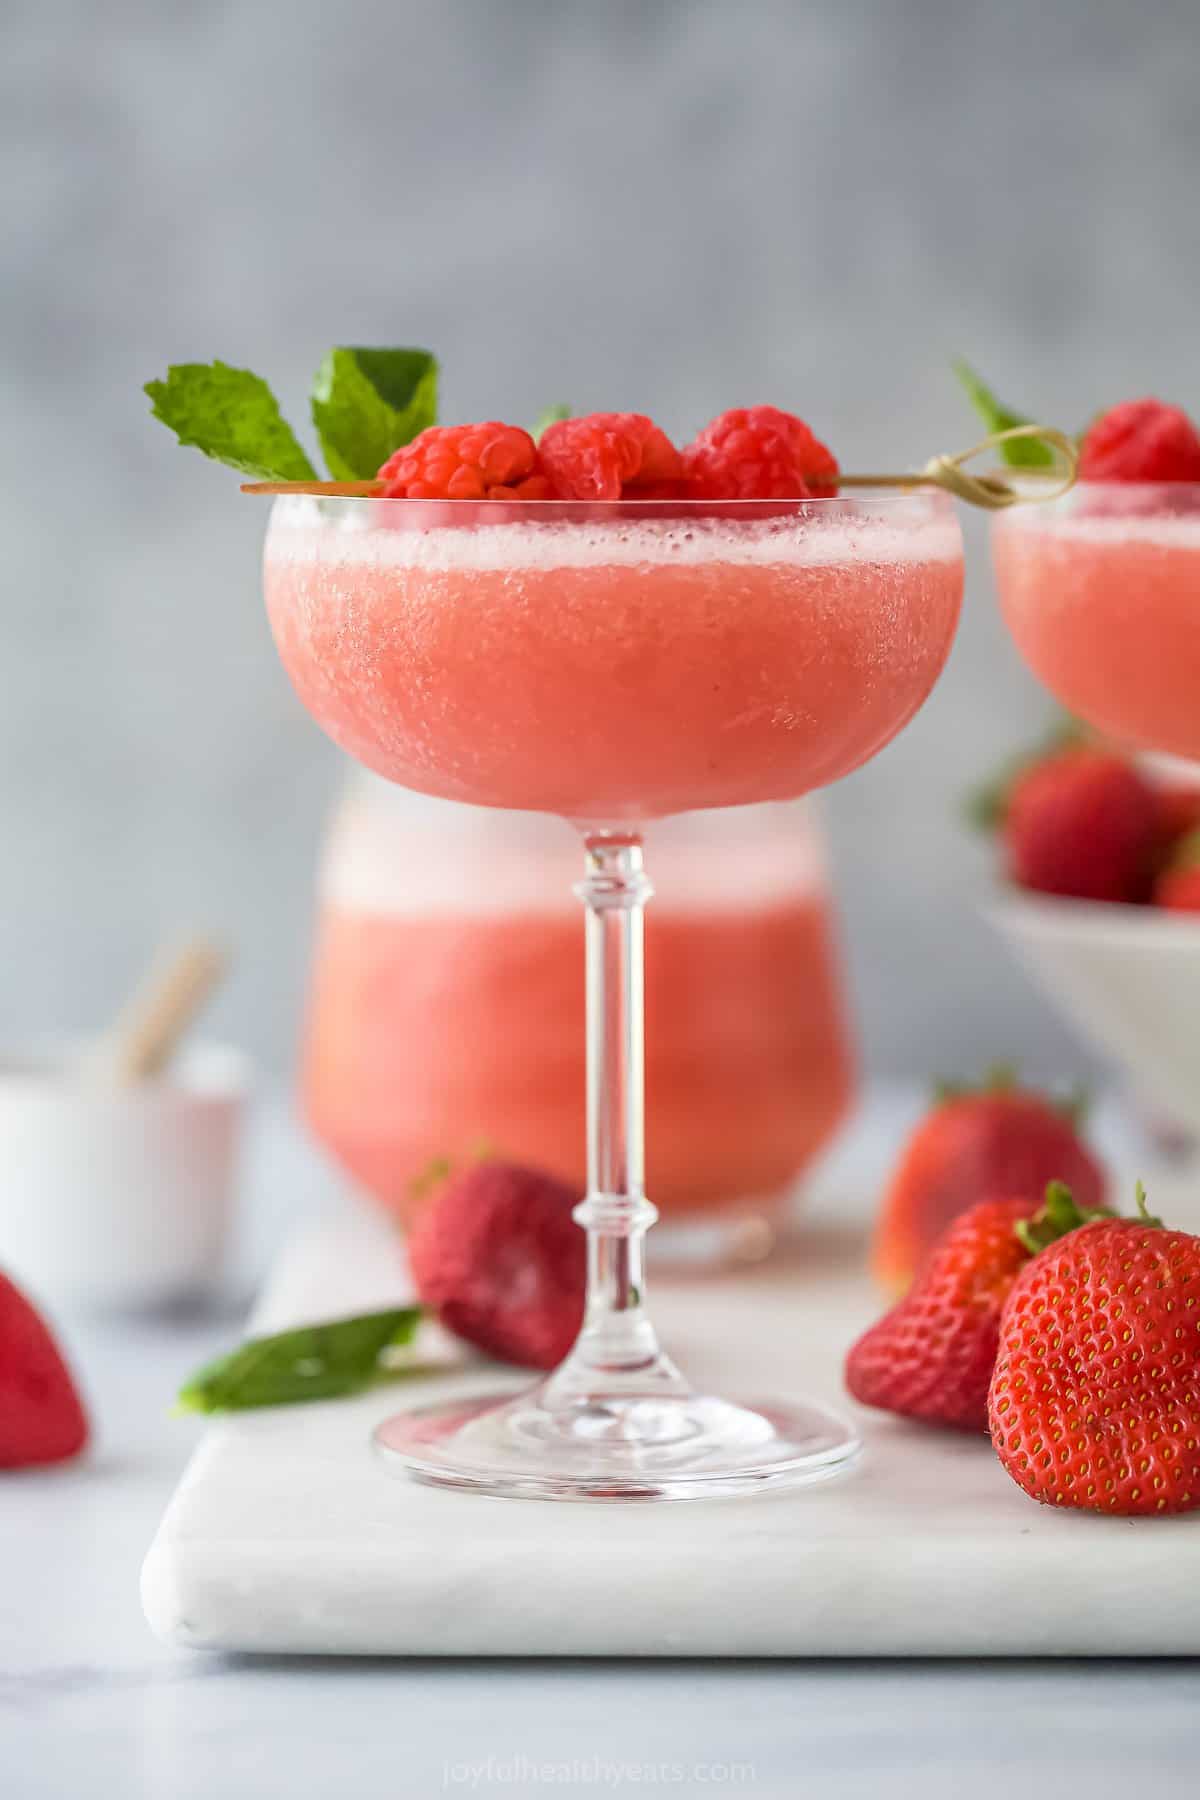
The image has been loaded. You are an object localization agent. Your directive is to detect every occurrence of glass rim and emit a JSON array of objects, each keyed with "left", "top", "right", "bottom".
[
  {"left": 992, "top": 478, "right": 1200, "bottom": 524},
  {"left": 1006, "top": 479, "right": 1200, "bottom": 501},
  {"left": 1072, "top": 479, "right": 1200, "bottom": 495},
  {"left": 265, "top": 489, "right": 959, "bottom": 519}
]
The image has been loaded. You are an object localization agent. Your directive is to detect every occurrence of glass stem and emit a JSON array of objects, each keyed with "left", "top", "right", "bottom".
[
  {"left": 542, "top": 831, "right": 686, "bottom": 1407},
  {"left": 577, "top": 831, "right": 658, "bottom": 1366}
]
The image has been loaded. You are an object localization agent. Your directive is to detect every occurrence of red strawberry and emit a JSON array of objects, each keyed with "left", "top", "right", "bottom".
[
  {"left": 406, "top": 1161, "right": 584, "bottom": 1370},
  {"left": 1079, "top": 399, "right": 1200, "bottom": 484},
  {"left": 1157, "top": 870, "right": 1200, "bottom": 912},
  {"left": 989, "top": 1185, "right": 1200, "bottom": 1514},
  {"left": 1154, "top": 829, "right": 1200, "bottom": 911},
  {"left": 848, "top": 1185, "right": 1100, "bottom": 1432},
  {"left": 871, "top": 1072, "right": 1106, "bottom": 1294},
  {"left": 1004, "top": 748, "right": 1159, "bottom": 903},
  {"left": 0, "top": 1272, "right": 88, "bottom": 1469},
  {"left": 1152, "top": 782, "right": 1200, "bottom": 853}
]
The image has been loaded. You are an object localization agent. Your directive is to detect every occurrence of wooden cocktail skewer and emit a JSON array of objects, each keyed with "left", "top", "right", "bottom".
[
  {"left": 85, "top": 937, "right": 229, "bottom": 1083},
  {"left": 838, "top": 424, "right": 1079, "bottom": 508},
  {"left": 242, "top": 481, "right": 383, "bottom": 497},
  {"left": 239, "top": 424, "right": 1078, "bottom": 511}
]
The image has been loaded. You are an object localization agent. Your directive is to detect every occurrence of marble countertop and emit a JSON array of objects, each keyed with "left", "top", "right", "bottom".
[{"left": 3, "top": 1096, "right": 1199, "bottom": 1798}]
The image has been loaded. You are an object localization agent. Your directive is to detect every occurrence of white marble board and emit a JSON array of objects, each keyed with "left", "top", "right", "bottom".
[{"left": 142, "top": 1168, "right": 1200, "bottom": 1658}]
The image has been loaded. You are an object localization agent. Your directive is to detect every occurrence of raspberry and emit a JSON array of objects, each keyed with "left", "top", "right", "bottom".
[
  {"left": 407, "top": 1162, "right": 585, "bottom": 1370},
  {"left": 378, "top": 423, "right": 554, "bottom": 501},
  {"left": 539, "top": 413, "right": 684, "bottom": 501},
  {"left": 682, "top": 406, "right": 839, "bottom": 501},
  {"left": 1079, "top": 399, "right": 1200, "bottom": 483}
]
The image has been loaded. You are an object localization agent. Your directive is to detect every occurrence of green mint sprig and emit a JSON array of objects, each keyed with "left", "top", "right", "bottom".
[
  {"left": 145, "top": 347, "right": 438, "bottom": 483},
  {"left": 177, "top": 1306, "right": 424, "bottom": 1413},
  {"left": 952, "top": 359, "right": 1057, "bottom": 469},
  {"left": 145, "top": 361, "right": 319, "bottom": 482},
  {"left": 311, "top": 347, "right": 437, "bottom": 479}
]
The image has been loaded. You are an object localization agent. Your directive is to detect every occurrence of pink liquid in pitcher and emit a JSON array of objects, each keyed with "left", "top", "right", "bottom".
[{"left": 301, "top": 792, "right": 855, "bottom": 1230}]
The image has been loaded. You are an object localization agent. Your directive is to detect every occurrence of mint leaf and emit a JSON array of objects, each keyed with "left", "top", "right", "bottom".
[
  {"left": 952, "top": 359, "right": 1055, "bottom": 469},
  {"left": 532, "top": 402, "right": 571, "bottom": 443},
  {"left": 177, "top": 1306, "right": 423, "bottom": 1412},
  {"left": 310, "top": 347, "right": 438, "bottom": 480},
  {"left": 144, "top": 361, "right": 317, "bottom": 481}
]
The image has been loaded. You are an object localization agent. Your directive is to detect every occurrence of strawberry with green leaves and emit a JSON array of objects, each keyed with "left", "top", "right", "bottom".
[
  {"left": 990, "top": 1184, "right": 1200, "bottom": 1515},
  {"left": 848, "top": 1183, "right": 1103, "bottom": 1433}
]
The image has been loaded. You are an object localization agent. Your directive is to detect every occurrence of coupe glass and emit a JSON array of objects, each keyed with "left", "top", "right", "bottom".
[
  {"left": 265, "top": 492, "right": 964, "bottom": 1500},
  {"left": 992, "top": 484, "right": 1200, "bottom": 761}
]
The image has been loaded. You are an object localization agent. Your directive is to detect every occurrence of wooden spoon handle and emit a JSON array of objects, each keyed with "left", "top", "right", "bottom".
[{"left": 107, "top": 938, "right": 228, "bottom": 1082}]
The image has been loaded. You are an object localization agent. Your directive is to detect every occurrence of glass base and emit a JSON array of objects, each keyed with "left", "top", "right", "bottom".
[{"left": 373, "top": 1385, "right": 861, "bottom": 1502}]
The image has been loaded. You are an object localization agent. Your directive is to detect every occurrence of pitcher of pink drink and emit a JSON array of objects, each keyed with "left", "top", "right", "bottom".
[{"left": 301, "top": 775, "right": 856, "bottom": 1259}]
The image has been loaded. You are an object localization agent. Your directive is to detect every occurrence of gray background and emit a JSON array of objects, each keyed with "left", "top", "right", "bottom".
[{"left": 4, "top": 0, "right": 1197, "bottom": 1078}]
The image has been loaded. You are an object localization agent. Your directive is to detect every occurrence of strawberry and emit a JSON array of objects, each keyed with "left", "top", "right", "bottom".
[
  {"left": 1156, "top": 868, "right": 1200, "bottom": 912},
  {"left": 1002, "top": 748, "right": 1159, "bottom": 903},
  {"left": 848, "top": 1185, "right": 1101, "bottom": 1432},
  {"left": 990, "top": 1185, "right": 1200, "bottom": 1514},
  {"left": 971, "top": 726, "right": 1199, "bottom": 896},
  {"left": 1153, "top": 828, "right": 1200, "bottom": 912},
  {"left": 871, "top": 1071, "right": 1106, "bottom": 1294},
  {"left": 0, "top": 1271, "right": 88, "bottom": 1469},
  {"left": 406, "top": 1161, "right": 585, "bottom": 1370},
  {"left": 1152, "top": 782, "right": 1200, "bottom": 855}
]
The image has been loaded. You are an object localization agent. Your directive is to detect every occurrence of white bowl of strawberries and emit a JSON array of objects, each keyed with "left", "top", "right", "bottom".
[{"left": 980, "top": 730, "right": 1200, "bottom": 1135}]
